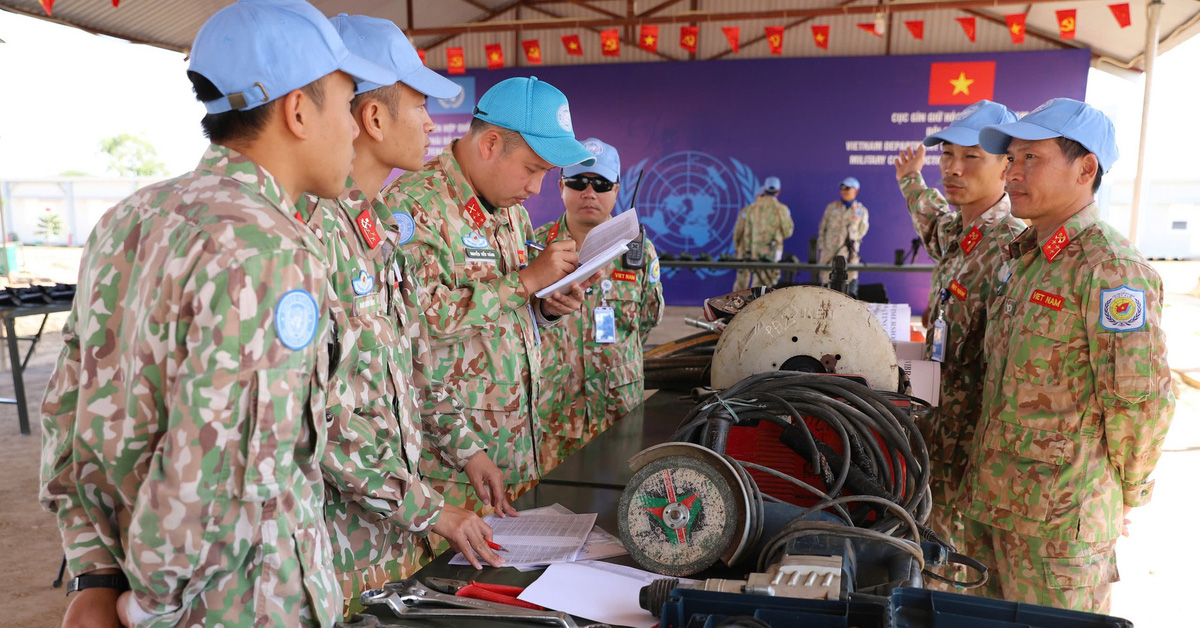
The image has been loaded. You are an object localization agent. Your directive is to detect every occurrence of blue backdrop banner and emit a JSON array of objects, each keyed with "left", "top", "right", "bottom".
[{"left": 427, "top": 50, "right": 1090, "bottom": 312}]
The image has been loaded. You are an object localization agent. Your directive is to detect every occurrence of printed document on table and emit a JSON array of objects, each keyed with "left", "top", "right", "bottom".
[
  {"left": 512, "top": 503, "right": 627, "bottom": 571},
  {"left": 449, "top": 512, "right": 596, "bottom": 567},
  {"left": 865, "top": 302, "right": 911, "bottom": 342},
  {"left": 535, "top": 210, "right": 639, "bottom": 299},
  {"left": 518, "top": 561, "right": 698, "bottom": 628}
]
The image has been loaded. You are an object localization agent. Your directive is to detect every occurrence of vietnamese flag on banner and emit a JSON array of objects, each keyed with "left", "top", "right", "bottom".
[
  {"left": 1057, "top": 9, "right": 1077, "bottom": 39},
  {"left": 600, "top": 29, "right": 620, "bottom": 56},
  {"left": 928, "top": 61, "right": 995, "bottom": 105},
  {"left": 485, "top": 43, "right": 504, "bottom": 70},
  {"left": 562, "top": 34, "right": 583, "bottom": 55},
  {"left": 417, "top": 49, "right": 426, "bottom": 64},
  {"left": 522, "top": 39, "right": 543, "bottom": 64},
  {"left": 639, "top": 25, "right": 659, "bottom": 53},
  {"left": 1006, "top": 14, "right": 1026, "bottom": 44},
  {"left": 446, "top": 47, "right": 465, "bottom": 75},
  {"left": 956, "top": 17, "right": 977, "bottom": 42},
  {"left": 766, "top": 26, "right": 785, "bottom": 54},
  {"left": 38, "top": 0, "right": 52, "bottom": 15},
  {"left": 680, "top": 26, "right": 698, "bottom": 53},
  {"left": 857, "top": 23, "right": 883, "bottom": 38},
  {"left": 722, "top": 26, "right": 740, "bottom": 53},
  {"left": 906, "top": 21, "right": 924, "bottom": 40},
  {"left": 811, "top": 25, "right": 829, "bottom": 50},
  {"left": 1109, "top": 3, "right": 1132, "bottom": 28}
]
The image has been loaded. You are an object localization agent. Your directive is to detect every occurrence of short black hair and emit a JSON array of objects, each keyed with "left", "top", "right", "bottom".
[
  {"left": 188, "top": 71, "right": 328, "bottom": 144},
  {"left": 1056, "top": 137, "right": 1103, "bottom": 193},
  {"left": 467, "top": 118, "right": 524, "bottom": 155},
  {"left": 351, "top": 83, "right": 403, "bottom": 120}
]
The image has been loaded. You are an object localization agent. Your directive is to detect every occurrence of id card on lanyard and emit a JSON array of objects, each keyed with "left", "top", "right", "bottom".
[
  {"left": 930, "top": 287, "right": 950, "bottom": 362},
  {"left": 595, "top": 279, "right": 616, "bottom": 344}
]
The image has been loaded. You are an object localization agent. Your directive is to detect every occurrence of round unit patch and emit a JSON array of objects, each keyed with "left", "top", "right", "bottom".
[
  {"left": 649, "top": 258, "right": 661, "bottom": 284},
  {"left": 584, "top": 139, "right": 604, "bottom": 155},
  {"left": 275, "top": 289, "right": 319, "bottom": 350},
  {"left": 557, "top": 103, "right": 573, "bottom": 132},
  {"left": 956, "top": 103, "right": 982, "bottom": 121},
  {"left": 393, "top": 211, "right": 416, "bottom": 245}
]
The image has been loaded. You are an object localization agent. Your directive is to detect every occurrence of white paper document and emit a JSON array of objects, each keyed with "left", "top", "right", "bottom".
[
  {"left": 535, "top": 210, "right": 640, "bottom": 298},
  {"left": 519, "top": 561, "right": 696, "bottom": 628},
  {"left": 865, "top": 302, "right": 912, "bottom": 342},
  {"left": 448, "top": 512, "right": 596, "bottom": 567},
  {"left": 510, "top": 503, "right": 627, "bottom": 571}
]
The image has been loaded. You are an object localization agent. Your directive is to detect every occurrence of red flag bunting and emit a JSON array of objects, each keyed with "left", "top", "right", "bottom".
[
  {"left": 680, "top": 26, "right": 698, "bottom": 53},
  {"left": 1005, "top": 14, "right": 1026, "bottom": 44},
  {"left": 1109, "top": 3, "right": 1132, "bottom": 28},
  {"left": 1057, "top": 9, "right": 1077, "bottom": 39},
  {"left": 38, "top": 0, "right": 52, "bottom": 15},
  {"left": 956, "top": 16, "right": 977, "bottom": 43},
  {"left": 811, "top": 25, "right": 829, "bottom": 50},
  {"left": 600, "top": 29, "right": 620, "bottom": 56},
  {"left": 112, "top": 0, "right": 119, "bottom": 6},
  {"left": 446, "top": 47, "right": 465, "bottom": 75},
  {"left": 639, "top": 25, "right": 659, "bottom": 53},
  {"left": 417, "top": 49, "right": 426, "bottom": 64},
  {"left": 485, "top": 43, "right": 504, "bottom": 70},
  {"left": 766, "top": 26, "right": 785, "bottom": 54},
  {"left": 562, "top": 34, "right": 583, "bottom": 55},
  {"left": 722, "top": 26, "right": 740, "bottom": 53},
  {"left": 522, "top": 39, "right": 543, "bottom": 64},
  {"left": 856, "top": 23, "right": 883, "bottom": 38},
  {"left": 905, "top": 20, "right": 924, "bottom": 40},
  {"left": 928, "top": 61, "right": 995, "bottom": 105}
]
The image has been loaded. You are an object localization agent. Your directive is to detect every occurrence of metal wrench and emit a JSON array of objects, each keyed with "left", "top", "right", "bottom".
[{"left": 360, "top": 579, "right": 580, "bottom": 628}]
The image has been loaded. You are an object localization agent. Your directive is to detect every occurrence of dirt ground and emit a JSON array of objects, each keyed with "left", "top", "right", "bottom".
[{"left": 0, "top": 247, "right": 1196, "bottom": 627}]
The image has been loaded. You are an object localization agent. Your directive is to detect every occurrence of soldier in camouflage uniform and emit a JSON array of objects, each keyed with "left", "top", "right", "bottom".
[
  {"left": 314, "top": 16, "right": 504, "bottom": 617},
  {"left": 533, "top": 138, "right": 665, "bottom": 472},
  {"left": 961, "top": 99, "right": 1175, "bottom": 612},
  {"left": 38, "top": 2, "right": 394, "bottom": 625},
  {"left": 891, "top": 101, "right": 1024, "bottom": 569},
  {"left": 732, "top": 176, "right": 794, "bottom": 290},
  {"left": 817, "top": 177, "right": 869, "bottom": 291},
  {"left": 383, "top": 77, "right": 598, "bottom": 528}
]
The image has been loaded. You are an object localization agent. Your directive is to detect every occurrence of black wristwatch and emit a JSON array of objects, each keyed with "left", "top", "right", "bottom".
[{"left": 66, "top": 573, "right": 130, "bottom": 595}]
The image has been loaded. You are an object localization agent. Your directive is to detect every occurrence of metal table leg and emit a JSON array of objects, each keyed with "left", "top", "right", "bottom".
[{"left": 3, "top": 314, "right": 30, "bottom": 435}]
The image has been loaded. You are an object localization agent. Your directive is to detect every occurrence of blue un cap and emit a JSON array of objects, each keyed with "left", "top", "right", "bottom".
[
  {"left": 923, "top": 100, "right": 1018, "bottom": 148},
  {"left": 329, "top": 14, "right": 461, "bottom": 99},
  {"left": 474, "top": 77, "right": 595, "bottom": 168},
  {"left": 841, "top": 177, "right": 860, "bottom": 190},
  {"left": 189, "top": 0, "right": 393, "bottom": 114},
  {"left": 563, "top": 138, "right": 620, "bottom": 182},
  {"left": 762, "top": 176, "right": 781, "bottom": 193},
  {"left": 979, "top": 98, "right": 1119, "bottom": 173}
]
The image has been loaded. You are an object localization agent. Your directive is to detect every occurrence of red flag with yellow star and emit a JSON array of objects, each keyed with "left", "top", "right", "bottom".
[
  {"left": 1057, "top": 9, "right": 1077, "bottom": 39},
  {"left": 1109, "top": 3, "right": 1132, "bottom": 28},
  {"left": 766, "top": 26, "right": 785, "bottom": 54},
  {"left": 956, "top": 17, "right": 977, "bottom": 42},
  {"left": 1005, "top": 14, "right": 1027, "bottom": 44},
  {"left": 38, "top": 0, "right": 53, "bottom": 15},
  {"left": 562, "top": 34, "right": 583, "bottom": 55},
  {"left": 856, "top": 23, "right": 883, "bottom": 38},
  {"left": 522, "top": 39, "right": 543, "bottom": 64},
  {"left": 906, "top": 21, "right": 924, "bottom": 40},
  {"left": 928, "top": 61, "right": 994, "bottom": 105},
  {"left": 446, "top": 47, "right": 465, "bottom": 75},
  {"left": 680, "top": 26, "right": 698, "bottom": 53},
  {"left": 639, "top": 25, "right": 659, "bottom": 53},
  {"left": 722, "top": 26, "right": 740, "bottom": 53},
  {"left": 811, "top": 25, "right": 829, "bottom": 50},
  {"left": 485, "top": 43, "right": 504, "bottom": 70},
  {"left": 600, "top": 29, "right": 620, "bottom": 56}
]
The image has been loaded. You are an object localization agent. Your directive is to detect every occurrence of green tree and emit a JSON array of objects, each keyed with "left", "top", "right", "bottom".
[
  {"left": 36, "top": 208, "right": 65, "bottom": 241},
  {"left": 100, "top": 133, "right": 166, "bottom": 177}
]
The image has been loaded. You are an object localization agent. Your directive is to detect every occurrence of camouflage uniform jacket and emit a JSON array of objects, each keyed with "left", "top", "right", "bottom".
[
  {"left": 962, "top": 203, "right": 1175, "bottom": 542},
  {"left": 899, "top": 172, "right": 1024, "bottom": 508},
  {"left": 733, "top": 196, "right": 794, "bottom": 259},
  {"left": 39, "top": 144, "right": 339, "bottom": 627},
  {"left": 532, "top": 215, "right": 665, "bottom": 439},
  {"left": 383, "top": 144, "right": 552, "bottom": 486},
  {"left": 817, "top": 200, "right": 870, "bottom": 281},
  {"left": 310, "top": 177, "right": 480, "bottom": 582}
]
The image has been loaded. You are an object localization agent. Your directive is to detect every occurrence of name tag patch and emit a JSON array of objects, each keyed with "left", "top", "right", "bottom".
[
  {"left": 465, "top": 249, "right": 498, "bottom": 263},
  {"left": 948, "top": 280, "right": 967, "bottom": 301},
  {"left": 1029, "top": 289, "right": 1064, "bottom": 312},
  {"left": 612, "top": 270, "right": 637, "bottom": 283}
]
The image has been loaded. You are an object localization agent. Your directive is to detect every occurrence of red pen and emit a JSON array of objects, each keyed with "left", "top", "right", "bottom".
[{"left": 486, "top": 540, "right": 509, "bottom": 553}]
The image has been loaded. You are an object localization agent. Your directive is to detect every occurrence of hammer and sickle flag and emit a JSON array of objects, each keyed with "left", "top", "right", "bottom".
[
  {"left": 447, "top": 47, "right": 465, "bottom": 75},
  {"left": 680, "top": 26, "right": 698, "bottom": 53},
  {"left": 766, "top": 26, "right": 785, "bottom": 54},
  {"left": 600, "top": 29, "right": 620, "bottom": 56},
  {"left": 928, "top": 61, "right": 995, "bottom": 105},
  {"left": 1006, "top": 14, "right": 1026, "bottom": 44},
  {"left": 1057, "top": 9, "right": 1077, "bottom": 39},
  {"left": 522, "top": 39, "right": 543, "bottom": 64}
]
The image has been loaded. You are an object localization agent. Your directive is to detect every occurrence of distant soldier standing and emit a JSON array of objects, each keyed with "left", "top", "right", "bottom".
[
  {"left": 732, "top": 176, "right": 793, "bottom": 290},
  {"left": 817, "top": 177, "right": 869, "bottom": 294}
]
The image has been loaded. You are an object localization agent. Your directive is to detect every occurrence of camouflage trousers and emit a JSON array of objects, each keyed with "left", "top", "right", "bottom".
[
  {"left": 425, "top": 478, "right": 538, "bottom": 555},
  {"left": 337, "top": 533, "right": 434, "bottom": 619},
  {"left": 733, "top": 267, "right": 781, "bottom": 291},
  {"left": 538, "top": 419, "right": 610, "bottom": 475},
  {"left": 960, "top": 519, "right": 1118, "bottom": 613},
  {"left": 920, "top": 505, "right": 968, "bottom": 593}
]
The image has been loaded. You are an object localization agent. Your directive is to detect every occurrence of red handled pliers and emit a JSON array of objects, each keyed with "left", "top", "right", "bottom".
[{"left": 424, "top": 577, "right": 546, "bottom": 611}]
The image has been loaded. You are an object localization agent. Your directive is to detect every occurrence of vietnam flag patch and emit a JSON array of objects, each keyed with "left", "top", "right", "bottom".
[
  {"left": 613, "top": 270, "right": 637, "bottom": 282},
  {"left": 928, "top": 61, "right": 995, "bottom": 105}
]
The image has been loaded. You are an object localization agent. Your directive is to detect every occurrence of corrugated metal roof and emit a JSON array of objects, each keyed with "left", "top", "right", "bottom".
[{"left": 1, "top": 0, "right": 1197, "bottom": 75}]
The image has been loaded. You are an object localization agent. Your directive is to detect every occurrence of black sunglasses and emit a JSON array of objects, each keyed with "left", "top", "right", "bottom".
[
  {"left": 562, "top": 174, "right": 616, "bottom": 193},
  {"left": 839, "top": 184, "right": 854, "bottom": 191}
]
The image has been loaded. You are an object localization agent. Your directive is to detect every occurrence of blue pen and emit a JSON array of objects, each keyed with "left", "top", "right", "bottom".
[{"left": 524, "top": 240, "right": 546, "bottom": 251}]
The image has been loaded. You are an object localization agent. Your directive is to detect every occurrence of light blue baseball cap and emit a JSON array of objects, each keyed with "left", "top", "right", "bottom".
[
  {"left": 841, "top": 177, "right": 860, "bottom": 190},
  {"left": 473, "top": 76, "right": 596, "bottom": 168},
  {"left": 563, "top": 138, "right": 620, "bottom": 182},
  {"left": 189, "top": 0, "right": 394, "bottom": 115},
  {"left": 762, "top": 176, "right": 781, "bottom": 193},
  {"left": 923, "top": 100, "right": 1018, "bottom": 148},
  {"left": 329, "top": 14, "right": 461, "bottom": 98},
  {"left": 979, "top": 98, "right": 1119, "bottom": 173}
]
